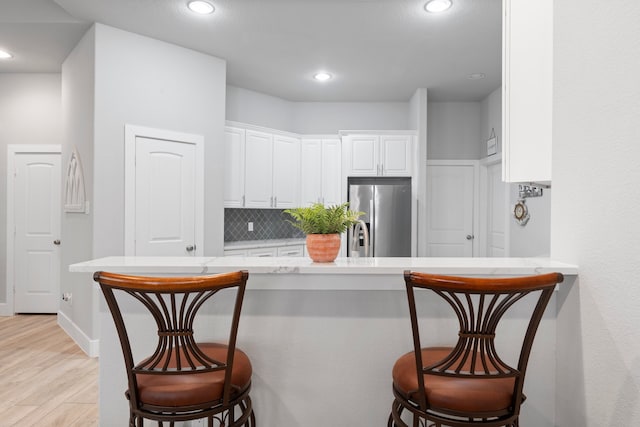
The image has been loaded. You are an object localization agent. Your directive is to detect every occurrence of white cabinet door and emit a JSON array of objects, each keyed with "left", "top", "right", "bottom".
[
  {"left": 380, "top": 135, "right": 412, "bottom": 176},
  {"left": 247, "top": 247, "right": 277, "bottom": 257},
  {"left": 300, "top": 139, "right": 323, "bottom": 205},
  {"left": 277, "top": 245, "right": 304, "bottom": 257},
  {"left": 224, "top": 248, "right": 247, "bottom": 256},
  {"left": 321, "top": 138, "right": 342, "bottom": 206},
  {"left": 347, "top": 135, "right": 379, "bottom": 176},
  {"left": 502, "top": 0, "right": 553, "bottom": 183},
  {"left": 345, "top": 135, "right": 413, "bottom": 177},
  {"left": 301, "top": 138, "right": 342, "bottom": 206},
  {"left": 244, "top": 130, "right": 273, "bottom": 208},
  {"left": 272, "top": 135, "right": 300, "bottom": 208},
  {"left": 224, "top": 127, "right": 245, "bottom": 207}
]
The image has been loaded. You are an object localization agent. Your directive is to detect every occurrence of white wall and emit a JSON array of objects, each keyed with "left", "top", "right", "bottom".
[
  {"left": 0, "top": 74, "right": 62, "bottom": 311},
  {"left": 59, "top": 26, "right": 97, "bottom": 343},
  {"left": 509, "top": 186, "right": 551, "bottom": 257},
  {"left": 552, "top": 1, "right": 640, "bottom": 425},
  {"left": 480, "top": 87, "right": 502, "bottom": 155},
  {"left": 226, "top": 85, "right": 294, "bottom": 131},
  {"left": 292, "top": 101, "right": 410, "bottom": 134},
  {"left": 226, "top": 85, "right": 410, "bottom": 134},
  {"left": 92, "top": 24, "right": 227, "bottom": 259},
  {"left": 427, "top": 102, "right": 482, "bottom": 160}
]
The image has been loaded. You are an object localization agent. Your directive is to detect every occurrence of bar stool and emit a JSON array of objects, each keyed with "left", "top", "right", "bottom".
[
  {"left": 94, "top": 270, "right": 255, "bottom": 427},
  {"left": 389, "top": 271, "right": 563, "bottom": 427}
]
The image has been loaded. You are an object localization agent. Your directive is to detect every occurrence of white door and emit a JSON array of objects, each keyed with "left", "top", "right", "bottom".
[
  {"left": 487, "top": 162, "right": 507, "bottom": 256},
  {"left": 426, "top": 164, "right": 475, "bottom": 257},
  {"left": 134, "top": 137, "right": 197, "bottom": 256},
  {"left": 12, "top": 151, "right": 61, "bottom": 313}
]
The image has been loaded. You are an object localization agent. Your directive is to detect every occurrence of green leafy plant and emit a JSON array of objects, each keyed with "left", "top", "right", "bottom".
[{"left": 284, "top": 203, "right": 363, "bottom": 235}]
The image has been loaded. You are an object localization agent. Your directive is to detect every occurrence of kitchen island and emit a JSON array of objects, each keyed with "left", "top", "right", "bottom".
[{"left": 70, "top": 256, "right": 577, "bottom": 427}]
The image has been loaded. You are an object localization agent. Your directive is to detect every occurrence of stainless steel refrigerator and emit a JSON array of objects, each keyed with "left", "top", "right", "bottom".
[{"left": 347, "top": 177, "right": 411, "bottom": 257}]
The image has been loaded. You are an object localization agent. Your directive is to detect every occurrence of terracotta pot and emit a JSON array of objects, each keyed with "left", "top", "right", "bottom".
[{"left": 305, "top": 234, "right": 341, "bottom": 263}]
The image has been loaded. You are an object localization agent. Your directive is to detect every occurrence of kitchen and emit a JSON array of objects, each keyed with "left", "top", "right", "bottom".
[{"left": 1, "top": 0, "right": 639, "bottom": 426}]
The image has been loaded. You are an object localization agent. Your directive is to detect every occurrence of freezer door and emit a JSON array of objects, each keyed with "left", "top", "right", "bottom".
[
  {"left": 373, "top": 183, "right": 411, "bottom": 257},
  {"left": 347, "top": 184, "right": 373, "bottom": 257}
]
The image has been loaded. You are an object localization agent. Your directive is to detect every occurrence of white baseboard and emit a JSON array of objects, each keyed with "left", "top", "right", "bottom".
[
  {"left": 57, "top": 310, "right": 100, "bottom": 357},
  {"left": 0, "top": 302, "right": 12, "bottom": 316}
]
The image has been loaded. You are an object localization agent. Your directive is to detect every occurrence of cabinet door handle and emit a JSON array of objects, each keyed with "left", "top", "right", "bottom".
[
  {"left": 242, "top": 195, "right": 245, "bottom": 207},
  {"left": 274, "top": 196, "right": 277, "bottom": 207}
]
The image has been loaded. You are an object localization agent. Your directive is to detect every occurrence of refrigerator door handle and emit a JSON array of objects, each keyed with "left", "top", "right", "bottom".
[{"left": 351, "top": 220, "right": 370, "bottom": 257}]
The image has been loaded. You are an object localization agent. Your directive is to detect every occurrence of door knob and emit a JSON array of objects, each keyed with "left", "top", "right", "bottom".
[
  {"left": 466, "top": 234, "right": 474, "bottom": 240},
  {"left": 186, "top": 245, "right": 195, "bottom": 252},
  {"left": 53, "top": 239, "right": 61, "bottom": 245}
]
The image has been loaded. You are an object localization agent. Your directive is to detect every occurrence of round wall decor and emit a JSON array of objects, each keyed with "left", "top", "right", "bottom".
[{"left": 513, "top": 199, "right": 530, "bottom": 226}]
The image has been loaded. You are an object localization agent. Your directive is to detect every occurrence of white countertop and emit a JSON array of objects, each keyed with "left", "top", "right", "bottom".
[{"left": 70, "top": 256, "right": 578, "bottom": 276}]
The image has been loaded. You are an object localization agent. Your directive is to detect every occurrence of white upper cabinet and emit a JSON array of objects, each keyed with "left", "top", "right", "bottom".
[
  {"left": 300, "top": 138, "right": 342, "bottom": 206},
  {"left": 272, "top": 135, "right": 301, "bottom": 208},
  {"left": 321, "top": 139, "right": 342, "bottom": 205},
  {"left": 244, "top": 129, "right": 274, "bottom": 208},
  {"left": 224, "top": 127, "right": 246, "bottom": 207},
  {"left": 300, "top": 139, "right": 322, "bottom": 205},
  {"left": 345, "top": 134, "right": 413, "bottom": 177},
  {"left": 380, "top": 135, "right": 413, "bottom": 176},
  {"left": 502, "top": 0, "right": 553, "bottom": 183},
  {"left": 347, "top": 135, "right": 379, "bottom": 176},
  {"left": 225, "top": 124, "right": 301, "bottom": 209}
]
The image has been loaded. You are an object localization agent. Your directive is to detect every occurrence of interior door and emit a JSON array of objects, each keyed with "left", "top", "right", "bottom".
[
  {"left": 13, "top": 152, "right": 61, "bottom": 313},
  {"left": 134, "top": 137, "right": 196, "bottom": 256},
  {"left": 487, "top": 162, "right": 507, "bottom": 256},
  {"left": 426, "top": 164, "right": 475, "bottom": 257}
]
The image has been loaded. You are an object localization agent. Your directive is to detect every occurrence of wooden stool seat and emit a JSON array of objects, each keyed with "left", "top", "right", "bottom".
[
  {"left": 136, "top": 343, "right": 252, "bottom": 408},
  {"left": 392, "top": 347, "right": 515, "bottom": 414}
]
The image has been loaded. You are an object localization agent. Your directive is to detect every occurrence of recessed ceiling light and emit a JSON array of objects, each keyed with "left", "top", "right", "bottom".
[
  {"left": 0, "top": 50, "right": 13, "bottom": 59},
  {"left": 424, "top": 0, "right": 452, "bottom": 13},
  {"left": 468, "top": 73, "right": 486, "bottom": 80},
  {"left": 188, "top": 1, "right": 215, "bottom": 15},
  {"left": 313, "top": 72, "right": 332, "bottom": 82}
]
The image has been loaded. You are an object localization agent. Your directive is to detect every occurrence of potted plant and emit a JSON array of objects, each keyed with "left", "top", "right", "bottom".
[{"left": 284, "top": 202, "right": 362, "bottom": 262}]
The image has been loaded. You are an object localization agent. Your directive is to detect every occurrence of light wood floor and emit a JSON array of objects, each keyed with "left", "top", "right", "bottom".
[{"left": 0, "top": 314, "right": 99, "bottom": 427}]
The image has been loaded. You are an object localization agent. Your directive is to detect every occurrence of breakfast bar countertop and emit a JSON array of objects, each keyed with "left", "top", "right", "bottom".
[{"left": 70, "top": 256, "right": 577, "bottom": 290}]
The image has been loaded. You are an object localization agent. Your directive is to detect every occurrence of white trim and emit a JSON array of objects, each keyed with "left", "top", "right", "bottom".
[
  {"left": 124, "top": 125, "right": 204, "bottom": 256},
  {"left": 57, "top": 310, "right": 99, "bottom": 357},
  {"left": 338, "top": 129, "right": 417, "bottom": 137},
  {"left": 5, "top": 145, "right": 61, "bottom": 316},
  {"left": 225, "top": 120, "right": 301, "bottom": 139}
]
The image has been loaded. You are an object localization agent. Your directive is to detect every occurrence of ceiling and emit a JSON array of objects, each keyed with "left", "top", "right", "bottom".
[{"left": 0, "top": 0, "right": 502, "bottom": 102}]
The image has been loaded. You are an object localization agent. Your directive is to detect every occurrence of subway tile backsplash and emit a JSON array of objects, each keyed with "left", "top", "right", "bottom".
[{"left": 224, "top": 208, "right": 305, "bottom": 242}]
